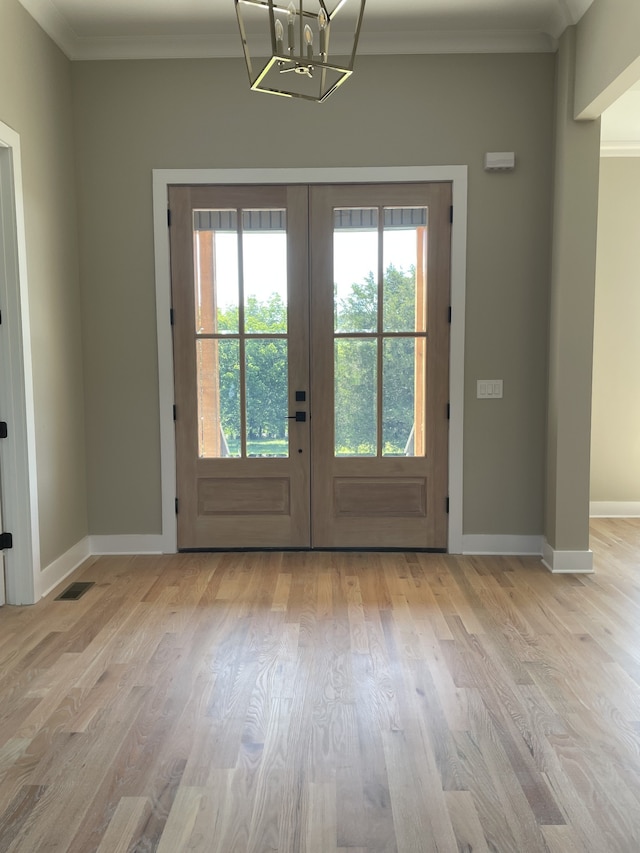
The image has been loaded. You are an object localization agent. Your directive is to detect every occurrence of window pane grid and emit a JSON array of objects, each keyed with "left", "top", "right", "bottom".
[
  {"left": 333, "top": 203, "right": 428, "bottom": 459},
  {"left": 194, "top": 206, "right": 289, "bottom": 459},
  {"left": 334, "top": 338, "right": 377, "bottom": 457},
  {"left": 196, "top": 339, "right": 241, "bottom": 458}
]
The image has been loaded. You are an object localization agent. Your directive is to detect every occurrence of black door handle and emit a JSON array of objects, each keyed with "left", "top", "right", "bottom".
[{"left": 286, "top": 411, "right": 307, "bottom": 422}]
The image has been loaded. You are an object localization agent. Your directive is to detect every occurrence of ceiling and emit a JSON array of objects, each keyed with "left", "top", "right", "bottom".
[{"left": 19, "top": 0, "right": 596, "bottom": 61}]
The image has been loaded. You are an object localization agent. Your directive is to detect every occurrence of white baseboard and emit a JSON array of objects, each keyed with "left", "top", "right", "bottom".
[
  {"left": 30, "top": 531, "right": 595, "bottom": 599},
  {"left": 590, "top": 501, "right": 640, "bottom": 517},
  {"left": 89, "top": 534, "right": 166, "bottom": 555},
  {"left": 37, "top": 536, "right": 92, "bottom": 599},
  {"left": 32, "top": 534, "right": 167, "bottom": 601},
  {"left": 461, "top": 534, "right": 543, "bottom": 556},
  {"left": 542, "top": 539, "right": 594, "bottom": 574}
]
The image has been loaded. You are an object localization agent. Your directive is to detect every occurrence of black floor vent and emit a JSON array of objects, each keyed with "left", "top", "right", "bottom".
[{"left": 55, "top": 581, "right": 94, "bottom": 601}]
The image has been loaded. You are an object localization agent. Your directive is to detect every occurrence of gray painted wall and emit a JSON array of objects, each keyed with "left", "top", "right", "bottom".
[
  {"left": 0, "top": 0, "right": 87, "bottom": 568},
  {"left": 0, "top": 0, "right": 631, "bottom": 561},
  {"left": 72, "top": 53, "right": 555, "bottom": 538},
  {"left": 545, "top": 27, "right": 601, "bottom": 552}
]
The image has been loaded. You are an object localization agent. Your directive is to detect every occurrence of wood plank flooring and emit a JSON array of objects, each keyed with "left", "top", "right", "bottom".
[{"left": 1, "top": 519, "right": 640, "bottom": 851}]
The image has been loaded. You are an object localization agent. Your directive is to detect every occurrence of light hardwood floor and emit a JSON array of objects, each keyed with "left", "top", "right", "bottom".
[{"left": 1, "top": 519, "right": 640, "bottom": 851}]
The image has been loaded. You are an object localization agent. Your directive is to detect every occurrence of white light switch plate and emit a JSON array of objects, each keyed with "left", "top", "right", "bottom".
[{"left": 477, "top": 380, "right": 503, "bottom": 399}]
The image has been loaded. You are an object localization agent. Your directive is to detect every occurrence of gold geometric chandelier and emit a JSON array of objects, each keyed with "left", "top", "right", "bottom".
[{"left": 235, "top": 1, "right": 366, "bottom": 103}]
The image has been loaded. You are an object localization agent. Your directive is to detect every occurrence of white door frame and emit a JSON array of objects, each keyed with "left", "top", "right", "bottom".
[
  {"left": 0, "top": 463, "right": 4, "bottom": 605},
  {"left": 153, "top": 166, "right": 467, "bottom": 554},
  {"left": 0, "top": 121, "right": 40, "bottom": 604}
]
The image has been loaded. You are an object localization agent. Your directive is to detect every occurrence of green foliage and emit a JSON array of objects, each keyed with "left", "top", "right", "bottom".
[
  {"left": 383, "top": 264, "right": 417, "bottom": 331},
  {"left": 225, "top": 438, "right": 288, "bottom": 457},
  {"left": 335, "top": 263, "right": 417, "bottom": 455},
  {"left": 216, "top": 294, "right": 288, "bottom": 446},
  {"left": 213, "top": 265, "right": 418, "bottom": 456},
  {"left": 335, "top": 337, "right": 377, "bottom": 453},
  {"left": 335, "top": 272, "right": 377, "bottom": 332}
]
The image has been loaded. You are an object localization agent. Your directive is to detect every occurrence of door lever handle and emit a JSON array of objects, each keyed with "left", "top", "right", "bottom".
[{"left": 286, "top": 411, "right": 307, "bottom": 422}]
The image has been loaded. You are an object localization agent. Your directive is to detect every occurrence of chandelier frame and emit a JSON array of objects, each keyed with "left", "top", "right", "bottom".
[{"left": 235, "top": 0, "right": 366, "bottom": 103}]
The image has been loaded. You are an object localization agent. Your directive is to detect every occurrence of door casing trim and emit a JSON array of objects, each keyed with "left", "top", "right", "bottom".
[
  {"left": 152, "top": 166, "right": 467, "bottom": 554},
  {"left": 0, "top": 120, "right": 41, "bottom": 604}
]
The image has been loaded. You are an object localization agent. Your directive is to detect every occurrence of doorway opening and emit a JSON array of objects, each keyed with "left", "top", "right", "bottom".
[{"left": 153, "top": 166, "right": 468, "bottom": 554}]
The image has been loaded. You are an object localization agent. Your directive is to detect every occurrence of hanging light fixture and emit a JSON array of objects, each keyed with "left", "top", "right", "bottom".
[{"left": 235, "top": 0, "right": 366, "bottom": 103}]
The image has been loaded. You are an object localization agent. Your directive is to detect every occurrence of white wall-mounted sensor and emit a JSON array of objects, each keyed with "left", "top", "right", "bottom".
[{"left": 484, "top": 152, "right": 516, "bottom": 172}]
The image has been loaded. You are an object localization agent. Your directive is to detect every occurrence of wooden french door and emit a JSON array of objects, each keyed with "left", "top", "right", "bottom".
[
  {"left": 310, "top": 183, "right": 451, "bottom": 548},
  {"left": 169, "top": 185, "right": 310, "bottom": 548},
  {"left": 169, "top": 181, "right": 451, "bottom": 550}
]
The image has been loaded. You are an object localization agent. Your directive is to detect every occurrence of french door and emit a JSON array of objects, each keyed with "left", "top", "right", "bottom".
[{"left": 169, "top": 182, "right": 451, "bottom": 550}]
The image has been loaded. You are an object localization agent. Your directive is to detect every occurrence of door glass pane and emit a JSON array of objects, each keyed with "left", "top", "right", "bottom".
[
  {"left": 242, "top": 210, "right": 288, "bottom": 334},
  {"left": 334, "top": 208, "right": 378, "bottom": 333},
  {"left": 245, "top": 338, "right": 289, "bottom": 457},
  {"left": 383, "top": 208, "right": 428, "bottom": 333},
  {"left": 197, "top": 339, "right": 240, "bottom": 458},
  {"left": 382, "top": 338, "right": 425, "bottom": 457},
  {"left": 193, "top": 210, "right": 239, "bottom": 335},
  {"left": 335, "top": 338, "right": 377, "bottom": 456}
]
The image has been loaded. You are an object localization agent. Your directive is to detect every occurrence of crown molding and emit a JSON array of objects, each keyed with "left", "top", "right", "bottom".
[
  {"left": 564, "top": 0, "right": 597, "bottom": 24},
  {"left": 548, "top": 0, "right": 598, "bottom": 38},
  {"left": 18, "top": 0, "right": 78, "bottom": 57},
  {"left": 360, "top": 29, "right": 556, "bottom": 56},
  {"left": 548, "top": 1, "right": 572, "bottom": 39},
  {"left": 34, "top": 29, "right": 558, "bottom": 62},
  {"left": 67, "top": 33, "right": 244, "bottom": 62},
  {"left": 18, "top": 0, "right": 557, "bottom": 60}
]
